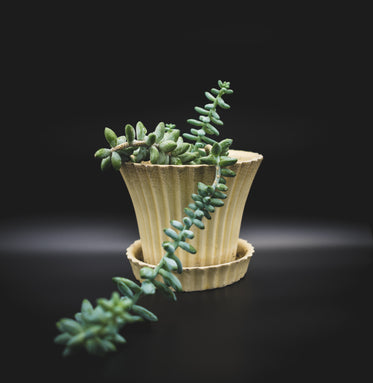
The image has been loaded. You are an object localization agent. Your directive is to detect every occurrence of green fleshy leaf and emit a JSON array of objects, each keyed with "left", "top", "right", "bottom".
[
  {"left": 57, "top": 319, "right": 83, "bottom": 335},
  {"left": 191, "top": 193, "right": 202, "bottom": 202},
  {"left": 153, "top": 280, "right": 177, "bottom": 301},
  {"left": 145, "top": 132, "right": 156, "bottom": 146},
  {"left": 195, "top": 200, "right": 204, "bottom": 209},
  {"left": 213, "top": 190, "right": 227, "bottom": 199},
  {"left": 162, "top": 242, "right": 176, "bottom": 253},
  {"left": 201, "top": 136, "right": 217, "bottom": 145},
  {"left": 178, "top": 241, "right": 197, "bottom": 254},
  {"left": 217, "top": 183, "right": 228, "bottom": 191},
  {"left": 94, "top": 148, "right": 111, "bottom": 159},
  {"left": 122, "top": 313, "right": 143, "bottom": 324},
  {"left": 168, "top": 253, "right": 183, "bottom": 274},
  {"left": 158, "top": 151, "right": 169, "bottom": 164},
  {"left": 203, "top": 210, "right": 212, "bottom": 220},
  {"left": 183, "top": 216, "right": 193, "bottom": 227},
  {"left": 193, "top": 219, "right": 205, "bottom": 229},
  {"left": 172, "top": 142, "right": 190, "bottom": 156},
  {"left": 140, "top": 267, "right": 156, "bottom": 279},
  {"left": 163, "top": 257, "right": 178, "bottom": 272},
  {"left": 133, "top": 146, "right": 147, "bottom": 163},
  {"left": 210, "top": 116, "right": 224, "bottom": 125},
  {"left": 203, "top": 123, "right": 220, "bottom": 136},
  {"left": 220, "top": 168, "right": 236, "bottom": 177},
  {"left": 112, "top": 333, "right": 127, "bottom": 344},
  {"left": 136, "top": 121, "right": 147, "bottom": 140},
  {"left": 205, "top": 91, "right": 215, "bottom": 102},
  {"left": 200, "top": 155, "right": 216, "bottom": 165},
  {"left": 81, "top": 299, "right": 94, "bottom": 315},
  {"left": 159, "top": 269, "right": 182, "bottom": 292},
  {"left": 184, "top": 207, "right": 195, "bottom": 218},
  {"left": 164, "top": 228, "right": 179, "bottom": 241},
  {"left": 116, "top": 135, "right": 126, "bottom": 145},
  {"left": 182, "top": 229, "right": 194, "bottom": 239},
  {"left": 194, "top": 209, "right": 204, "bottom": 219},
  {"left": 116, "top": 280, "right": 134, "bottom": 297},
  {"left": 197, "top": 182, "right": 209, "bottom": 196},
  {"left": 194, "top": 106, "right": 209, "bottom": 115},
  {"left": 179, "top": 152, "right": 199, "bottom": 164},
  {"left": 211, "top": 110, "right": 220, "bottom": 120},
  {"left": 104, "top": 128, "right": 117, "bottom": 147},
  {"left": 125, "top": 124, "right": 135, "bottom": 144},
  {"left": 132, "top": 304, "right": 158, "bottom": 322},
  {"left": 159, "top": 140, "right": 178, "bottom": 153},
  {"left": 112, "top": 277, "right": 141, "bottom": 292},
  {"left": 111, "top": 152, "right": 122, "bottom": 170},
  {"left": 150, "top": 146, "right": 159, "bottom": 164},
  {"left": 210, "top": 198, "right": 224, "bottom": 207},
  {"left": 199, "top": 115, "right": 211, "bottom": 123},
  {"left": 190, "top": 128, "right": 200, "bottom": 136},
  {"left": 219, "top": 156, "right": 237, "bottom": 166},
  {"left": 211, "top": 142, "right": 222, "bottom": 156},
  {"left": 187, "top": 119, "right": 204, "bottom": 127},
  {"left": 165, "top": 123, "right": 176, "bottom": 130},
  {"left": 220, "top": 138, "right": 233, "bottom": 152},
  {"left": 163, "top": 129, "right": 180, "bottom": 142},
  {"left": 170, "top": 220, "right": 184, "bottom": 230},
  {"left": 141, "top": 280, "right": 156, "bottom": 295},
  {"left": 204, "top": 204, "right": 215, "bottom": 213},
  {"left": 155, "top": 122, "right": 166, "bottom": 143},
  {"left": 170, "top": 156, "right": 182, "bottom": 165},
  {"left": 217, "top": 97, "right": 230, "bottom": 109},
  {"left": 183, "top": 133, "right": 198, "bottom": 141}
]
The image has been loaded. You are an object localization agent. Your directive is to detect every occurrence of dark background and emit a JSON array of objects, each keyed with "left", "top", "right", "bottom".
[
  {"left": 1, "top": 4, "right": 372, "bottom": 383},
  {"left": 3, "top": 4, "right": 371, "bottom": 224}
]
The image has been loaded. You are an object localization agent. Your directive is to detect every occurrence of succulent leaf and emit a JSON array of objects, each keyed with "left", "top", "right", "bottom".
[{"left": 104, "top": 128, "right": 117, "bottom": 147}]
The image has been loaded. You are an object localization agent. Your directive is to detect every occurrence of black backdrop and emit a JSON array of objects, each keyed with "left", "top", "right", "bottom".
[
  {"left": 1, "top": 5, "right": 372, "bottom": 383},
  {"left": 3, "top": 5, "right": 371, "bottom": 225}
]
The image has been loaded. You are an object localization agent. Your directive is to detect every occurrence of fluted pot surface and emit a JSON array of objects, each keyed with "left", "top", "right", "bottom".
[{"left": 120, "top": 150, "right": 262, "bottom": 267}]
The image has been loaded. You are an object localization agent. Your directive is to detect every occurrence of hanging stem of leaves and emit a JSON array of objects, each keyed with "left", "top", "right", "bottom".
[{"left": 55, "top": 80, "right": 236, "bottom": 357}]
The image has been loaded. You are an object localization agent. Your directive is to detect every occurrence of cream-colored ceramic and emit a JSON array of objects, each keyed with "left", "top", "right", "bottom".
[
  {"left": 120, "top": 150, "right": 262, "bottom": 267},
  {"left": 126, "top": 238, "right": 254, "bottom": 292}
]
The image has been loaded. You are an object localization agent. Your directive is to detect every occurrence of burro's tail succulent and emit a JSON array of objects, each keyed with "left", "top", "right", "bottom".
[{"left": 55, "top": 80, "right": 237, "bottom": 356}]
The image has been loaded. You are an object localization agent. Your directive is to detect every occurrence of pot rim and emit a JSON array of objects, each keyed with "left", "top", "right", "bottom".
[
  {"left": 122, "top": 149, "right": 263, "bottom": 169},
  {"left": 127, "top": 238, "right": 254, "bottom": 271}
]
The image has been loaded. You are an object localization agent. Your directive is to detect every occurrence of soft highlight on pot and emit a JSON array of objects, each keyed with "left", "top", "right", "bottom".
[{"left": 120, "top": 150, "right": 263, "bottom": 267}]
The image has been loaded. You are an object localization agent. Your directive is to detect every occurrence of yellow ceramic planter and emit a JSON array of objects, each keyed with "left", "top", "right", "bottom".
[
  {"left": 120, "top": 150, "right": 262, "bottom": 269},
  {"left": 127, "top": 238, "right": 254, "bottom": 292}
]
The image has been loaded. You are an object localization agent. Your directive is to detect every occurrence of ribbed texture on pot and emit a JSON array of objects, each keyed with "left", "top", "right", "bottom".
[
  {"left": 126, "top": 238, "right": 254, "bottom": 292},
  {"left": 120, "top": 150, "right": 262, "bottom": 267}
]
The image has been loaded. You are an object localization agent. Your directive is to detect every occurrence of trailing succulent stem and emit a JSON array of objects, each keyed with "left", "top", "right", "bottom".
[{"left": 55, "top": 81, "right": 237, "bottom": 357}]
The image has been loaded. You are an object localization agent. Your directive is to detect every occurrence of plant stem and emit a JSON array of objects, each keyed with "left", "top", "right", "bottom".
[
  {"left": 111, "top": 140, "right": 149, "bottom": 152},
  {"left": 212, "top": 162, "right": 221, "bottom": 190}
]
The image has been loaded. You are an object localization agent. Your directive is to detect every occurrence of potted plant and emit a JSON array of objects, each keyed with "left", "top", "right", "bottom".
[{"left": 55, "top": 80, "right": 263, "bottom": 356}]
